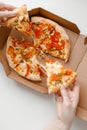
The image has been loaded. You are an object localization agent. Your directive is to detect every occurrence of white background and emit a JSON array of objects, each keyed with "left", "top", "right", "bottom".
[{"left": 0, "top": 0, "right": 87, "bottom": 130}]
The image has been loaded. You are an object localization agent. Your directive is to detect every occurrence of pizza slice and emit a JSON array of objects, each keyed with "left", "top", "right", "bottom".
[
  {"left": 45, "top": 59, "right": 77, "bottom": 94},
  {"left": 4, "top": 5, "right": 32, "bottom": 36},
  {"left": 31, "top": 16, "right": 70, "bottom": 62},
  {"left": 6, "top": 36, "right": 42, "bottom": 81}
]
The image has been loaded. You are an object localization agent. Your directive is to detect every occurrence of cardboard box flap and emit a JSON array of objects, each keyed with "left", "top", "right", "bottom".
[
  {"left": 77, "top": 50, "right": 87, "bottom": 78},
  {"left": 77, "top": 76, "right": 87, "bottom": 110},
  {"left": 0, "top": 26, "right": 12, "bottom": 74},
  {"left": 65, "top": 35, "right": 87, "bottom": 71},
  {"left": 0, "top": 50, "right": 2, "bottom": 62},
  {"left": 84, "top": 36, "right": 87, "bottom": 44},
  {"left": 0, "top": 26, "right": 11, "bottom": 50},
  {"left": 9, "top": 71, "right": 48, "bottom": 94},
  {"left": 77, "top": 107, "right": 87, "bottom": 121},
  {"left": 29, "top": 7, "right": 80, "bottom": 34}
]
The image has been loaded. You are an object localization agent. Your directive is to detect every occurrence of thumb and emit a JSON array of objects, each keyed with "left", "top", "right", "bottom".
[{"left": 60, "top": 86, "right": 70, "bottom": 105}]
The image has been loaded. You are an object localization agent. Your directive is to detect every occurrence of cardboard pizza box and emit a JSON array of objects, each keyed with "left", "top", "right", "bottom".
[{"left": 0, "top": 7, "right": 87, "bottom": 121}]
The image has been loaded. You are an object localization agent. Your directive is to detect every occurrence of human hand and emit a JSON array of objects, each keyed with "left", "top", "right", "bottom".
[
  {"left": 0, "top": 2, "right": 17, "bottom": 23},
  {"left": 55, "top": 81, "right": 80, "bottom": 129}
]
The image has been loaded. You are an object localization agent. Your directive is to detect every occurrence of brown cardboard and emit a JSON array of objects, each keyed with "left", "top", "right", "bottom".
[{"left": 0, "top": 7, "right": 87, "bottom": 121}]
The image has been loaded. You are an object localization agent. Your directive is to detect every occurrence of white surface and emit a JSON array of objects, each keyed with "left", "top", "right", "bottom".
[{"left": 0, "top": 0, "right": 87, "bottom": 130}]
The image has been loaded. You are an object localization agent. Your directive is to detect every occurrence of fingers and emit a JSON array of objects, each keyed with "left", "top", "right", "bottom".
[
  {"left": 55, "top": 94, "right": 63, "bottom": 102},
  {"left": 0, "top": 2, "right": 16, "bottom": 11},
  {"left": 55, "top": 93, "right": 63, "bottom": 119},
  {"left": 57, "top": 100, "right": 63, "bottom": 119},
  {"left": 3, "top": 4, "right": 16, "bottom": 11},
  {"left": 0, "top": 9, "right": 17, "bottom": 19},
  {"left": 73, "top": 81, "right": 80, "bottom": 95},
  {"left": 72, "top": 81, "right": 80, "bottom": 108},
  {"left": 60, "top": 86, "right": 70, "bottom": 105}
]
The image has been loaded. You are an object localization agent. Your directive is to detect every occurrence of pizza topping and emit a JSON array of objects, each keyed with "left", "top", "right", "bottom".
[
  {"left": 34, "top": 27, "right": 42, "bottom": 38},
  {"left": 49, "top": 74, "right": 61, "bottom": 84},
  {"left": 27, "top": 22, "right": 32, "bottom": 32},
  {"left": 7, "top": 46, "right": 16, "bottom": 58},
  {"left": 18, "top": 41, "right": 33, "bottom": 48},
  {"left": 23, "top": 49, "right": 35, "bottom": 59},
  {"left": 19, "top": 16, "right": 24, "bottom": 21},
  {"left": 23, "top": 52, "right": 32, "bottom": 59},
  {"left": 61, "top": 67, "right": 73, "bottom": 75},
  {"left": 44, "top": 31, "right": 65, "bottom": 51},
  {"left": 38, "top": 65, "right": 46, "bottom": 77},
  {"left": 15, "top": 64, "right": 21, "bottom": 71},
  {"left": 33, "top": 23, "right": 44, "bottom": 38},
  {"left": 50, "top": 32, "right": 60, "bottom": 42},
  {"left": 45, "top": 59, "right": 55, "bottom": 63},
  {"left": 64, "top": 69, "right": 73, "bottom": 75},
  {"left": 13, "top": 40, "right": 19, "bottom": 47},
  {"left": 46, "top": 32, "right": 65, "bottom": 51},
  {"left": 25, "top": 64, "right": 30, "bottom": 77}
]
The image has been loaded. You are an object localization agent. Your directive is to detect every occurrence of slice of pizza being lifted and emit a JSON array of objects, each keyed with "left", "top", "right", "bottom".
[
  {"left": 4, "top": 5, "right": 32, "bottom": 36},
  {"left": 45, "top": 59, "right": 77, "bottom": 94},
  {"left": 31, "top": 16, "right": 70, "bottom": 62}
]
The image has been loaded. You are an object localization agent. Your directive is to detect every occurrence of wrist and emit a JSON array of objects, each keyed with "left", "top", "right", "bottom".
[
  {"left": 44, "top": 118, "right": 71, "bottom": 130},
  {"left": 57, "top": 118, "right": 71, "bottom": 130}
]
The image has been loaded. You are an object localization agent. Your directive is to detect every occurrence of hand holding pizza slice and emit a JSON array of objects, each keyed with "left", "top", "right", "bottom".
[
  {"left": 45, "top": 59, "right": 77, "bottom": 94},
  {"left": 4, "top": 5, "right": 32, "bottom": 36}
]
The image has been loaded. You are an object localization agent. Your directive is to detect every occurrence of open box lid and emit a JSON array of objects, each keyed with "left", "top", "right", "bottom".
[{"left": 0, "top": 7, "right": 87, "bottom": 121}]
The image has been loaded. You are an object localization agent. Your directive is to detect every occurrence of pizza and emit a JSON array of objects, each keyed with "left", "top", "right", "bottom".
[
  {"left": 6, "top": 36, "right": 43, "bottom": 81},
  {"left": 31, "top": 16, "right": 70, "bottom": 62},
  {"left": 4, "top": 5, "right": 32, "bottom": 36},
  {"left": 45, "top": 59, "right": 77, "bottom": 94}
]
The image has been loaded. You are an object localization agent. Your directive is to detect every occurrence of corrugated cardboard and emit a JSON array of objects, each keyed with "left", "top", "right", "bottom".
[{"left": 0, "top": 7, "right": 87, "bottom": 121}]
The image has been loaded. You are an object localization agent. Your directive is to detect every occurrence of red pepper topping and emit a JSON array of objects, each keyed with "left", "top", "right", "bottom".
[
  {"left": 38, "top": 65, "right": 46, "bottom": 77},
  {"left": 45, "top": 59, "right": 55, "bottom": 63},
  {"left": 13, "top": 40, "right": 18, "bottom": 47},
  {"left": 25, "top": 64, "right": 30, "bottom": 77},
  {"left": 50, "top": 32, "right": 60, "bottom": 43},
  {"left": 46, "top": 32, "right": 65, "bottom": 50},
  {"left": 28, "top": 22, "right": 32, "bottom": 32},
  {"left": 34, "top": 24, "right": 43, "bottom": 38}
]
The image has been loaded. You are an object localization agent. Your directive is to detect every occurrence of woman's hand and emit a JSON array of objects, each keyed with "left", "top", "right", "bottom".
[
  {"left": 44, "top": 81, "right": 80, "bottom": 130},
  {"left": 0, "top": 2, "right": 17, "bottom": 23},
  {"left": 56, "top": 81, "right": 80, "bottom": 128}
]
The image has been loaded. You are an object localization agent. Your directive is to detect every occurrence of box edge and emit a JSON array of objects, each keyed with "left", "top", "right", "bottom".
[{"left": 29, "top": 7, "right": 80, "bottom": 34}]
